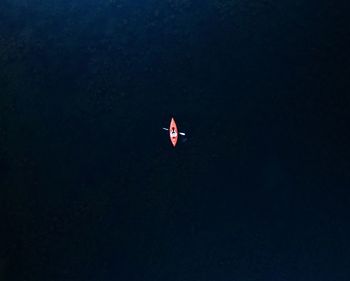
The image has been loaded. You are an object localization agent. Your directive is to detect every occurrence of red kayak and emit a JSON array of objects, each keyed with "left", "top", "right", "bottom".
[
  {"left": 169, "top": 117, "right": 178, "bottom": 147},
  {"left": 162, "top": 117, "right": 186, "bottom": 147}
]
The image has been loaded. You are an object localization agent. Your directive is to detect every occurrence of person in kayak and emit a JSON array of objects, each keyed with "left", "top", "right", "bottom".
[{"left": 171, "top": 127, "right": 177, "bottom": 137}]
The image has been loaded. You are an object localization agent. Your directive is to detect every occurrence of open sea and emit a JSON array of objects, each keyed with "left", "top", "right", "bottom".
[{"left": 1, "top": 1, "right": 349, "bottom": 280}]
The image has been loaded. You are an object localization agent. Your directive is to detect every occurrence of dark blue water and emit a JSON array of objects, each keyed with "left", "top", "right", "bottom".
[{"left": 1, "top": 1, "right": 349, "bottom": 280}]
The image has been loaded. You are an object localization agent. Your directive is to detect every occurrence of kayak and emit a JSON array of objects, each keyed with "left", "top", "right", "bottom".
[
  {"left": 162, "top": 118, "right": 186, "bottom": 147},
  {"left": 169, "top": 117, "right": 178, "bottom": 147}
]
